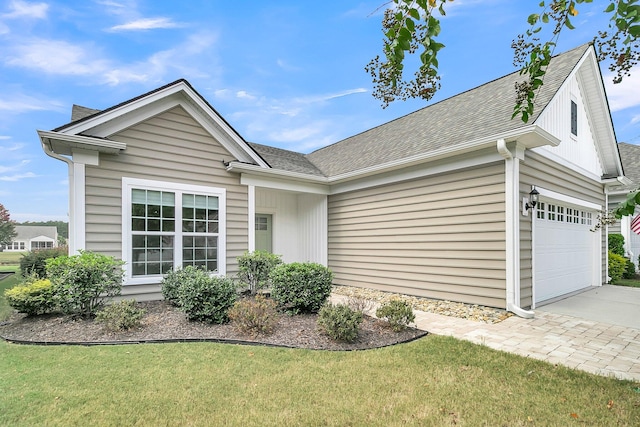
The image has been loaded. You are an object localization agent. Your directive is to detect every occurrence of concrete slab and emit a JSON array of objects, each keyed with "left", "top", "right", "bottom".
[{"left": 538, "top": 285, "right": 640, "bottom": 329}]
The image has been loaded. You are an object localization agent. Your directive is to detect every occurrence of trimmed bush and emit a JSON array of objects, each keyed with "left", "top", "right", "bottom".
[
  {"left": 608, "top": 250, "right": 627, "bottom": 282},
  {"left": 228, "top": 295, "right": 279, "bottom": 336},
  {"left": 178, "top": 272, "right": 237, "bottom": 324},
  {"left": 161, "top": 266, "right": 194, "bottom": 306},
  {"left": 270, "top": 262, "right": 333, "bottom": 314},
  {"left": 608, "top": 233, "right": 625, "bottom": 257},
  {"left": 46, "top": 251, "right": 124, "bottom": 318},
  {"left": 95, "top": 300, "right": 146, "bottom": 332},
  {"left": 236, "top": 251, "right": 282, "bottom": 295},
  {"left": 19, "top": 247, "right": 68, "bottom": 278},
  {"left": 317, "top": 303, "right": 363, "bottom": 342},
  {"left": 4, "top": 277, "right": 57, "bottom": 316},
  {"left": 376, "top": 299, "right": 415, "bottom": 332},
  {"left": 623, "top": 258, "right": 636, "bottom": 279}
]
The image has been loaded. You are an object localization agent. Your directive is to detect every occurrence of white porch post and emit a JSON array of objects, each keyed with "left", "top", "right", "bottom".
[{"left": 248, "top": 184, "right": 255, "bottom": 252}]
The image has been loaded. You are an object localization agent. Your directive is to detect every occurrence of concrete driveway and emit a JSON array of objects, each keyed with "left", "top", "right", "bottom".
[{"left": 537, "top": 285, "right": 640, "bottom": 329}]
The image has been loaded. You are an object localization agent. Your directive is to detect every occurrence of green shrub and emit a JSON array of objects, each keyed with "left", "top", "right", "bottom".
[
  {"left": 178, "top": 272, "right": 237, "bottom": 324},
  {"left": 608, "top": 234, "right": 625, "bottom": 257},
  {"left": 19, "top": 247, "right": 68, "bottom": 278},
  {"left": 317, "top": 303, "right": 363, "bottom": 342},
  {"left": 160, "top": 266, "right": 195, "bottom": 306},
  {"left": 376, "top": 299, "right": 415, "bottom": 332},
  {"left": 608, "top": 250, "right": 627, "bottom": 282},
  {"left": 270, "top": 262, "right": 333, "bottom": 314},
  {"left": 3, "top": 277, "right": 57, "bottom": 316},
  {"left": 95, "top": 300, "right": 146, "bottom": 332},
  {"left": 236, "top": 251, "right": 282, "bottom": 295},
  {"left": 228, "top": 295, "right": 279, "bottom": 336},
  {"left": 46, "top": 250, "right": 124, "bottom": 318},
  {"left": 623, "top": 258, "right": 636, "bottom": 279}
]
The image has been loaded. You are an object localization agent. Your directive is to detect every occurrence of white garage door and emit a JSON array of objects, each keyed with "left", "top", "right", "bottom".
[{"left": 534, "top": 200, "right": 598, "bottom": 304}]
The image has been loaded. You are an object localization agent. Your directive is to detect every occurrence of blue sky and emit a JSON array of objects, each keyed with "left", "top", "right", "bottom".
[{"left": 1, "top": 0, "right": 639, "bottom": 222}]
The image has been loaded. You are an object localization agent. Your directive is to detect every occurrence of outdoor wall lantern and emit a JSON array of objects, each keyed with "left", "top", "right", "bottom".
[{"left": 522, "top": 186, "right": 540, "bottom": 216}]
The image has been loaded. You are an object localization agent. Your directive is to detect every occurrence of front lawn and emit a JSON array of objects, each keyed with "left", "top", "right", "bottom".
[
  {"left": 0, "top": 274, "right": 19, "bottom": 321},
  {"left": 0, "top": 251, "right": 23, "bottom": 273},
  {"left": 1, "top": 336, "right": 638, "bottom": 426}
]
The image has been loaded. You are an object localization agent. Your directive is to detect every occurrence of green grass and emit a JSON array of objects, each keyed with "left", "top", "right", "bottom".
[
  {"left": 0, "top": 336, "right": 638, "bottom": 426},
  {"left": 0, "top": 250, "right": 23, "bottom": 273},
  {"left": 0, "top": 274, "right": 19, "bottom": 321},
  {"left": 613, "top": 278, "right": 640, "bottom": 288}
]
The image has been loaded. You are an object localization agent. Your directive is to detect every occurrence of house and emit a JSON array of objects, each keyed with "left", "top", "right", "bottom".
[
  {"left": 2, "top": 225, "right": 58, "bottom": 252},
  {"left": 608, "top": 142, "right": 640, "bottom": 264},
  {"left": 38, "top": 43, "right": 624, "bottom": 316}
]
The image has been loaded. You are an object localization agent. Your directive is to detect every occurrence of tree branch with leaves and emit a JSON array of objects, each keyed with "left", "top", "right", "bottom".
[{"left": 0, "top": 204, "right": 17, "bottom": 248}]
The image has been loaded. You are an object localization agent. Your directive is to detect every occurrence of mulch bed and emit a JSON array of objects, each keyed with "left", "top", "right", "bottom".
[{"left": 0, "top": 300, "right": 427, "bottom": 350}]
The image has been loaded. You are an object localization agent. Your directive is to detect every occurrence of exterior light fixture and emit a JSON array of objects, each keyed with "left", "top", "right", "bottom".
[{"left": 522, "top": 186, "right": 540, "bottom": 216}]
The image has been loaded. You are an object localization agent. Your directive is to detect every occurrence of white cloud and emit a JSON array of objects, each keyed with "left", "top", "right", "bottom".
[
  {"left": 631, "top": 115, "right": 640, "bottom": 125},
  {"left": 0, "top": 171, "right": 37, "bottom": 181},
  {"left": 605, "top": 66, "right": 640, "bottom": 112},
  {"left": 108, "top": 17, "right": 184, "bottom": 32},
  {"left": 0, "top": 135, "right": 11, "bottom": 140},
  {"left": 4, "top": 31, "right": 218, "bottom": 86},
  {"left": 0, "top": 159, "right": 30, "bottom": 174},
  {"left": 0, "top": 93, "right": 64, "bottom": 113},
  {"left": 3, "top": 0, "right": 48, "bottom": 19},
  {"left": 236, "top": 90, "right": 256, "bottom": 100},
  {"left": 5, "top": 38, "right": 109, "bottom": 76}
]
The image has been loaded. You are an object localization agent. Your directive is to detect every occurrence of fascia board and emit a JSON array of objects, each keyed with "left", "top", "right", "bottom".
[
  {"left": 55, "top": 82, "right": 268, "bottom": 167},
  {"left": 326, "top": 125, "right": 559, "bottom": 184},
  {"left": 38, "top": 130, "right": 126, "bottom": 155}
]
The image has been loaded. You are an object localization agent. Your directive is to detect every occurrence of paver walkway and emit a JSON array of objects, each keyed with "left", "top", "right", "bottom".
[{"left": 331, "top": 294, "right": 640, "bottom": 381}]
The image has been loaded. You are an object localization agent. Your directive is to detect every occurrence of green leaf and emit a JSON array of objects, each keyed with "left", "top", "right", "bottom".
[
  {"left": 565, "top": 17, "right": 575, "bottom": 29},
  {"left": 542, "top": 13, "right": 549, "bottom": 23},
  {"left": 605, "top": 2, "right": 615, "bottom": 12},
  {"left": 405, "top": 17, "right": 415, "bottom": 32},
  {"left": 629, "top": 25, "right": 640, "bottom": 37},
  {"left": 528, "top": 13, "right": 539, "bottom": 25},
  {"left": 408, "top": 7, "right": 420, "bottom": 20},
  {"left": 539, "top": 1, "right": 545, "bottom": 6}
]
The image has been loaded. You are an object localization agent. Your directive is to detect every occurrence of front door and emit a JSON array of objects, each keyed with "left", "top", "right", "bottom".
[{"left": 255, "top": 214, "right": 273, "bottom": 253}]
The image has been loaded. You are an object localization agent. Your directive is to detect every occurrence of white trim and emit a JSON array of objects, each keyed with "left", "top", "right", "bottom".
[
  {"left": 54, "top": 82, "right": 267, "bottom": 168},
  {"left": 72, "top": 163, "right": 86, "bottom": 253},
  {"left": 38, "top": 130, "right": 126, "bottom": 155},
  {"left": 240, "top": 174, "right": 329, "bottom": 195},
  {"left": 121, "top": 177, "right": 227, "bottom": 286},
  {"left": 536, "top": 187, "right": 602, "bottom": 211},
  {"left": 248, "top": 185, "right": 255, "bottom": 252},
  {"left": 532, "top": 146, "right": 603, "bottom": 182}
]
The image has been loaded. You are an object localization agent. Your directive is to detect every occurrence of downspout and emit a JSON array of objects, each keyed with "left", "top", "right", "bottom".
[
  {"left": 497, "top": 139, "right": 535, "bottom": 318},
  {"left": 41, "top": 140, "right": 74, "bottom": 255}
]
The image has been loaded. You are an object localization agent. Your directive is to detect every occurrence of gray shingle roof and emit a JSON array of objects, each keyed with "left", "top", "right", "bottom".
[
  {"left": 14, "top": 226, "right": 57, "bottom": 241},
  {"left": 618, "top": 142, "right": 640, "bottom": 185},
  {"left": 305, "top": 44, "right": 590, "bottom": 178},
  {"left": 248, "top": 143, "right": 326, "bottom": 176},
  {"left": 71, "top": 104, "right": 101, "bottom": 122}
]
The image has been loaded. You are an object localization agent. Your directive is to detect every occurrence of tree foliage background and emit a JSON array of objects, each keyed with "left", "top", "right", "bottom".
[{"left": 0, "top": 204, "right": 17, "bottom": 247}]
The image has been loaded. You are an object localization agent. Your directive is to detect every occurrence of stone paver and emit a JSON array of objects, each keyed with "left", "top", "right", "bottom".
[{"left": 331, "top": 294, "right": 640, "bottom": 381}]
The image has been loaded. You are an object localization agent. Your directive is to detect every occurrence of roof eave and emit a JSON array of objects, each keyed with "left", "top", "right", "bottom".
[
  {"left": 226, "top": 162, "right": 329, "bottom": 184},
  {"left": 326, "top": 124, "right": 560, "bottom": 184},
  {"left": 38, "top": 130, "right": 126, "bottom": 155}
]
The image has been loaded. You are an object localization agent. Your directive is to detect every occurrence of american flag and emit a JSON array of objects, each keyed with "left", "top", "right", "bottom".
[{"left": 632, "top": 215, "right": 640, "bottom": 235}]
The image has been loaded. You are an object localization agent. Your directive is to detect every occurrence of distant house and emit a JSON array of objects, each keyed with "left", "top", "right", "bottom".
[
  {"left": 608, "top": 142, "right": 640, "bottom": 265},
  {"left": 3, "top": 226, "right": 58, "bottom": 252},
  {"left": 38, "top": 44, "right": 625, "bottom": 315}
]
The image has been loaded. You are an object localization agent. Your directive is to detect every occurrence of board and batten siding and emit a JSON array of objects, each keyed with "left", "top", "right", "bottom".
[
  {"left": 328, "top": 163, "right": 507, "bottom": 308},
  {"left": 534, "top": 73, "right": 604, "bottom": 177},
  {"left": 520, "top": 150, "right": 606, "bottom": 307},
  {"left": 255, "top": 189, "right": 327, "bottom": 264},
  {"left": 84, "top": 106, "right": 249, "bottom": 296}
]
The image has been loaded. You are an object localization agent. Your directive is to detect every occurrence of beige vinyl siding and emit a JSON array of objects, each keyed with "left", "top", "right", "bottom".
[
  {"left": 328, "top": 163, "right": 507, "bottom": 308},
  {"left": 84, "top": 106, "right": 248, "bottom": 294},
  {"left": 520, "top": 150, "right": 606, "bottom": 307}
]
